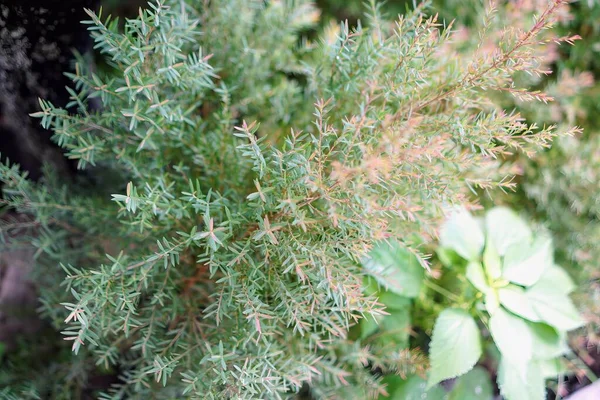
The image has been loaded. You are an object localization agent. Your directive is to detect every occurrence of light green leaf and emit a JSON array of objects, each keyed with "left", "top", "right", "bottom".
[
  {"left": 489, "top": 308, "right": 532, "bottom": 376},
  {"left": 502, "top": 235, "right": 552, "bottom": 287},
  {"left": 475, "top": 216, "right": 485, "bottom": 236},
  {"left": 497, "top": 358, "right": 545, "bottom": 400},
  {"left": 484, "top": 291, "right": 500, "bottom": 316},
  {"left": 466, "top": 262, "right": 490, "bottom": 294},
  {"left": 384, "top": 375, "right": 447, "bottom": 400},
  {"left": 527, "top": 322, "right": 567, "bottom": 360},
  {"left": 448, "top": 367, "right": 493, "bottom": 400},
  {"left": 498, "top": 285, "right": 540, "bottom": 322},
  {"left": 439, "top": 207, "right": 485, "bottom": 261},
  {"left": 482, "top": 241, "right": 502, "bottom": 280},
  {"left": 467, "top": 256, "right": 501, "bottom": 316},
  {"left": 427, "top": 309, "right": 482, "bottom": 388},
  {"left": 539, "top": 358, "right": 566, "bottom": 379},
  {"left": 527, "top": 280, "right": 585, "bottom": 331},
  {"left": 485, "top": 207, "right": 532, "bottom": 255},
  {"left": 363, "top": 240, "right": 424, "bottom": 298},
  {"left": 534, "top": 264, "right": 576, "bottom": 294}
]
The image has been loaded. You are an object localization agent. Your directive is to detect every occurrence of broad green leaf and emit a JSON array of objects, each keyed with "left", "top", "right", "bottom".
[
  {"left": 363, "top": 240, "right": 424, "bottom": 298},
  {"left": 482, "top": 241, "right": 501, "bottom": 280},
  {"left": 534, "top": 264, "right": 576, "bottom": 294},
  {"left": 427, "top": 309, "right": 482, "bottom": 388},
  {"left": 466, "top": 262, "right": 490, "bottom": 293},
  {"left": 539, "top": 358, "right": 566, "bottom": 379},
  {"left": 502, "top": 235, "right": 552, "bottom": 287},
  {"left": 378, "top": 309, "right": 412, "bottom": 348},
  {"left": 439, "top": 207, "right": 485, "bottom": 261},
  {"left": 361, "top": 313, "right": 382, "bottom": 339},
  {"left": 448, "top": 367, "right": 493, "bottom": 400},
  {"left": 527, "top": 322, "right": 567, "bottom": 360},
  {"left": 380, "top": 375, "right": 404, "bottom": 398},
  {"left": 485, "top": 207, "right": 532, "bottom": 255},
  {"left": 437, "top": 247, "right": 464, "bottom": 268},
  {"left": 497, "top": 358, "right": 545, "bottom": 400},
  {"left": 364, "top": 275, "right": 413, "bottom": 309},
  {"left": 360, "top": 278, "right": 412, "bottom": 341},
  {"left": 489, "top": 308, "right": 532, "bottom": 376},
  {"left": 384, "top": 375, "right": 447, "bottom": 400},
  {"left": 378, "top": 291, "right": 412, "bottom": 310},
  {"left": 498, "top": 285, "right": 540, "bottom": 322},
  {"left": 364, "top": 276, "right": 380, "bottom": 295},
  {"left": 527, "top": 280, "right": 585, "bottom": 331}
]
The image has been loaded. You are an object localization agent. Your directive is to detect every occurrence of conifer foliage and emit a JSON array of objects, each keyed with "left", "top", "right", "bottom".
[{"left": 0, "top": 0, "right": 580, "bottom": 398}]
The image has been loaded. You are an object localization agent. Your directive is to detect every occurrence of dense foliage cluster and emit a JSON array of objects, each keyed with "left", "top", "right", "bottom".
[
  {"left": 0, "top": 0, "right": 593, "bottom": 399},
  {"left": 434, "top": 207, "right": 582, "bottom": 399}
]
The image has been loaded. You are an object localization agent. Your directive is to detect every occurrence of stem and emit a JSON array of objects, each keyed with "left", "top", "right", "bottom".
[
  {"left": 555, "top": 373, "right": 563, "bottom": 400},
  {"left": 423, "top": 279, "right": 461, "bottom": 302}
]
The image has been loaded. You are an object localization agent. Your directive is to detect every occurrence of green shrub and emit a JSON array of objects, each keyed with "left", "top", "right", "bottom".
[
  {"left": 435, "top": 207, "right": 581, "bottom": 399},
  {"left": 359, "top": 207, "right": 584, "bottom": 400},
  {"left": 0, "top": 0, "right": 581, "bottom": 398}
]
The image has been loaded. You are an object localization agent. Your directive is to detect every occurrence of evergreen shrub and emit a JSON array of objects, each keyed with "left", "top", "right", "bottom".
[{"left": 0, "top": 0, "right": 583, "bottom": 398}]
